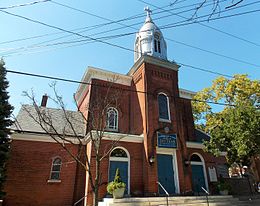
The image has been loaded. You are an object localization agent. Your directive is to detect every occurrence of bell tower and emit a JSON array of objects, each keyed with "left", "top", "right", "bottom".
[{"left": 134, "top": 7, "right": 167, "bottom": 62}]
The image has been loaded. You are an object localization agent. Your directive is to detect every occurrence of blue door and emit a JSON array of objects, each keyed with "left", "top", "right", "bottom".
[
  {"left": 157, "top": 154, "right": 176, "bottom": 195},
  {"left": 191, "top": 164, "right": 206, "bottom": 194},
  {"left": 109, "top": 161, "right": 128, "bottom": 193}
]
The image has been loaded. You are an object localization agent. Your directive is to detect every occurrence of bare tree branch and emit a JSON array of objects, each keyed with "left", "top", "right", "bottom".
[
  {"left": 226, "top": 0, "right": 243, "bottom": 9},
  {"left": 21, "top": 77, "right": 124, "bottom": 206}
]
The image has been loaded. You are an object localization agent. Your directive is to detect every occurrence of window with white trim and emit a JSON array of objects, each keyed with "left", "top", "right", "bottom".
[
  {"left": 111, "top": 148, "right": 127, "bottom": 158},
  {"left": 50, "top": 157, "right": 62, "bottom": 180},
  {"left": 158, "top": 93, "right": 170, "bottom": 121},
  {"left": 190, "top": 154, "right": 202, "bottom": 162},
  {"left": 106, "top": 107, "right": 118, "bottom": 131}
]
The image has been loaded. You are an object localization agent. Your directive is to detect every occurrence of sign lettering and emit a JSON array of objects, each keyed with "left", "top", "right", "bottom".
[{"left": 157, "top": 133, "right": 177, "bottom": 148}]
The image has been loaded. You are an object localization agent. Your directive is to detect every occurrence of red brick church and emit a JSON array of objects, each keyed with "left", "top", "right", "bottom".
[{"left": 4, "top": 8, "right": 228, "bottom": 206}]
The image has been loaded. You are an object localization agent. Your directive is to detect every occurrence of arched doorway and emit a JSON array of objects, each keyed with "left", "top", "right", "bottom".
[
  {"left": 190, "top": 153, "right": 208, "bottom": 194},
  {"left": 108, "top": 147, "right": 130, "bottom": 194}
]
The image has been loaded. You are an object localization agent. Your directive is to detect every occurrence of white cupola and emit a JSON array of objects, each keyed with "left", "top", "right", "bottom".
[{"left": 134, "top": 7, "right": 167, "bottom": 63}]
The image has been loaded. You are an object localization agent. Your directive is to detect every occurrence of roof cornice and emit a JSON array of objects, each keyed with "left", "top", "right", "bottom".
[
  {"left": 75, "top": 66, "right": 132, "bottom": 103},
  {"left": 128, "top": 55, "right": 180, "bottom": 76}
]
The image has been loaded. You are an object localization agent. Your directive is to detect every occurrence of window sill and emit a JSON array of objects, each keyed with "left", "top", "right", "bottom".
[
  {"left": 105, "top": 128, "right": 118, "bottom": 132},
  {"left": 159, "top": 118, "right": 171, "bottom": 123},
  {"left": 47, "top": 179, "right": 61, "bottom": 183}
]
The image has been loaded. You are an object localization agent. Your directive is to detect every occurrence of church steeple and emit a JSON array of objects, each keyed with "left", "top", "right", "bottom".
[{"left": 134, "top": 7, "right": 167, "bottom": 63}]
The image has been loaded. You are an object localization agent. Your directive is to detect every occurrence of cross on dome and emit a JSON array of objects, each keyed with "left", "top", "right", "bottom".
[
  {"left": 144, "top": 6, "right": 152, "bottom": 22},
  {"left": 144, "top": 6, "right": 152, "bottom": 17}
]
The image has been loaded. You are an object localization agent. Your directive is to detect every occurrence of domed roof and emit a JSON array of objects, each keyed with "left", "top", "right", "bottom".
[
  {"left": 139, "top": 8, "right": 161, "bottom": 35},
  {"left": 134, "top": 7, "right": 167, "bottom": 62}
]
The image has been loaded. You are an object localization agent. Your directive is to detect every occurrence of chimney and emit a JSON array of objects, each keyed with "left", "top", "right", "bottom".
[{"left": 41, "top": 94, "right": 48, "bottom": 107}]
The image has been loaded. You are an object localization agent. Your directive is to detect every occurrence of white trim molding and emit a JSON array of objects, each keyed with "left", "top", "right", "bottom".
[
  {"left": 11, "top": 132, "right": 87, "bottom": 145},
  {"left": 128, "top": 55, "right": 179, "bottom": 76},
  {"left": 179, "top": 88, "right": 196, "bottom": 100},
  {"left": 86, "top": 131, "right": 144, "bottom": 143},
  {"left": 186, "top": 141, "right": 205, "bottom": 149},
  {"left": 75, "top": 66, "right": 132, "bottom": 103}
]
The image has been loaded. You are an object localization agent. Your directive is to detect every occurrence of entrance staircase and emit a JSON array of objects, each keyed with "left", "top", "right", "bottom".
[{"left": 98, "top": 195, "right": 260, "bottom": 206}]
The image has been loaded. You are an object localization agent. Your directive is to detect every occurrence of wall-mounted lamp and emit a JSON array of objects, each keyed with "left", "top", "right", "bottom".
[
  {"left": 149, "top": 156, "right": 155, "bottom": 165},
  {"left": 184, "top": 159, "right": 190, "bottom": 167}
]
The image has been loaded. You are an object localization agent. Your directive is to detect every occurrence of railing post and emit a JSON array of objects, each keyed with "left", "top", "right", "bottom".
[
  {"left": 73, "top": 194, "right": 88, "bottom": 206},
  {"left": 157, "top": 181, "right": 169, "bottom": 206},
  {"left": 201, "top": 187, "right": 209, "bottom": 206}
]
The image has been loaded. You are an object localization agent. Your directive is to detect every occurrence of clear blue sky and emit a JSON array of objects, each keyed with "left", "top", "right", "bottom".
[{"left": 1, "top": 0, "right": 259, "bottom": 115}]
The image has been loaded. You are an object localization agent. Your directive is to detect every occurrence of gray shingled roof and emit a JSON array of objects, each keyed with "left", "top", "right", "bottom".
[
  {"left": 194, "top": 129, "right": 210, "bottom": 142},
  {"left": 12, "top": 105, "right": 86, "bottom": 137}
]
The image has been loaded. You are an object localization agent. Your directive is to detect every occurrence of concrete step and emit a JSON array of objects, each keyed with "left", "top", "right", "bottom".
[
  {"left": 238, "top": 199, "right": 260, "bottom": 206},
  {"left": 99, "top": 195, "right": 243, "bottom": 206}
]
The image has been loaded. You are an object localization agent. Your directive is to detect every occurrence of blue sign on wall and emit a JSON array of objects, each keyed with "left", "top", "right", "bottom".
[{"left": 157, "top": 133, "right": 177, "bottom": 148}]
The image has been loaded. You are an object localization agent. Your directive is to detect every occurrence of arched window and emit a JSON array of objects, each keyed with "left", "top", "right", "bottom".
[
  {"left": 109, "top": 147, "right": 130, "bottom": 194},
  {"left": 111, "top": 148, "right": 128, "bottom": 158},
  {"left": 50, "top": 157, "right": 62, "bottom": 180},
  {"left": 158, "top": 93, "right": 170, "bottom": 121},
  {"left": 154, "top": 33, "right": 161, "bottom": 53},
  {"left": 190, "top": 154, "right": 202, "bottom": 162},
  {"left": 190, "top": 153, "right": 208, "bottom": 192},
  {"left": 106, "top": 107, "right": 118, "bottom": 131}
]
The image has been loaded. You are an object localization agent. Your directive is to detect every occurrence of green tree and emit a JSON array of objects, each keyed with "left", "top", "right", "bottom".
[
  {"left": 192, "top": 74, "right": 260, "bottom": 166},
  {"left": 0, "top": 59, "right": 13, "bottom": 198}
]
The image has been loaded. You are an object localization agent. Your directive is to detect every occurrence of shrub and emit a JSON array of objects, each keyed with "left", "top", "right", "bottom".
[{"left": 107, "top": 168, "right": 126, "bottom": 194}]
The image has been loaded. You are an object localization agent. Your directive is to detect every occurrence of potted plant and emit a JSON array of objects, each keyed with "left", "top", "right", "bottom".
[
  {"left": 217, "top": 180, "right": 231, "bottom": 195},
  {"left": 107, "top": 168, "right": 126, "bottom": 199}
]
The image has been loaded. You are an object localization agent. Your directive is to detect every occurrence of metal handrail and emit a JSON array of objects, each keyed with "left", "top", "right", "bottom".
[
  {"left": 201, "top": 187, "right": 209, "bottom": 206},
  {"left": 157, "top": 181, "right": 169, "bottom": 206},
  {"left": 73, "top": 194, "right": 88, "bottom": 206}
]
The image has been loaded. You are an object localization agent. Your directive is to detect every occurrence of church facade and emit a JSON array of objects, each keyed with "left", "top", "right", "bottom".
[{"left": 4, "top": 9, "right": 227, "bottom": 206}]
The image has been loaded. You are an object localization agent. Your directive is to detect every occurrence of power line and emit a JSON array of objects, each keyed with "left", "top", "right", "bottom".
[
  {"left": 0, "top": 0, "right": 239, "bottom": 52},
  {"left": 168, "top": 39, "right": 260, "bottom": 68},
  {"left": 14, "top": 0, "right": 207, "bottom": 48},
  {"left": 4, "top": 24, "right": 258, "bottom": 71},
  {"left": 0, "top": 32, "right": 63, "bottom": 45},
  {"left": 0, "top": 0, "right": 50, "bottom": 10},
  {"left": 2, "top": 4, "right": 260, "bottom": 69},
  {"left": 5, "top": 68, "right": 235, "bottom": 107},
  {"left": 161, "top": 4, "right": 260, "bottom": 30},
  {"left": 43, "top": 0, "right": 229, "bottom": 46},
  {"left": 0, "top": 5, "right": 198, "bottom": 56},
  {"left": 0, "top": 33, "right": 129, "bottom": 56},
  {"left": 0, "top": 9, "right": 136, "bottom": 54},
  {"left": 138, "top": 0, "right": 260, "bottom": 48},
  {"left": 177, "top": 63, "right": 233, "bottom": 78},
  {"left": 0, "top": 0, "right": 228, "bottom": 46},
  {"left": 2, "top": 0, "right": 259, "bottom": 53}
]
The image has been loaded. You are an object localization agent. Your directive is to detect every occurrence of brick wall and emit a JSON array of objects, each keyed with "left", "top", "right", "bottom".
[
  {"left": 86, "top": 140, "right": 143, "bottom": 206},
  {"left": 4, "top": 139, "right": 80, "bottom": 206}
]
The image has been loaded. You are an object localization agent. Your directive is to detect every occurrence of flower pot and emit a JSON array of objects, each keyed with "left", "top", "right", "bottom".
[
  {"left": 219, "top": 190, "right": 229, "bottom": 195},
  {"left": 113, "top": 187, "right": 125, "bottom": 199}
]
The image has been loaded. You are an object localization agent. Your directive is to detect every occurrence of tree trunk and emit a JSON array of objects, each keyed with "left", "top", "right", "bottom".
[
  {"left": 93, "top": 188, "right": 99, "bottom": 206},
  {"left": 93, "top": 157, "right": 101, "bottom": 206}
]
